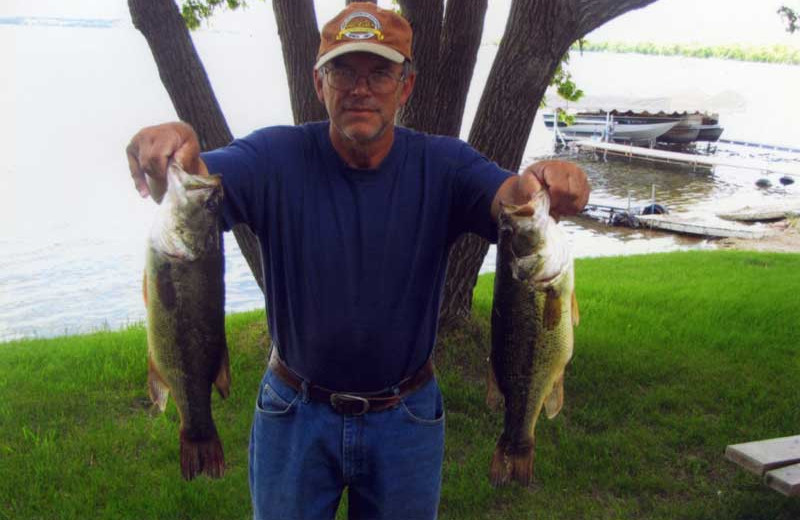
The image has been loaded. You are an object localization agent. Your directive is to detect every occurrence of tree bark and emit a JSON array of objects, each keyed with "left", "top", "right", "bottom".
[
  {"left": 431, "top": 0, "right": 488, "bottom": 137},
  {"left": 439, "top": 0, "right": 658, "bottom": 330},
  {"left": 128, "top": 0, "right": 232, "bottom": 150},
  {"left": 272, "top": 0, "right": 328, "bottom": 124},
  {"left": 395, "top": 0, "right": 444, "bottom": 132},
  {"left": 128, "top": 0, "right": 265, "bottom": 293}
]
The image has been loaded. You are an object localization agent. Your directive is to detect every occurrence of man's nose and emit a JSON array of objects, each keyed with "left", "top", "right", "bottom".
[{"left": 351, "top": 74, "right": 371, "bottom": 94}]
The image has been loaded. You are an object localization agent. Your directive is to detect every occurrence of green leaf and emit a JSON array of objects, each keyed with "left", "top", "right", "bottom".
[{"left": 179, "top": 0, "right": 252, "bottom": 31}]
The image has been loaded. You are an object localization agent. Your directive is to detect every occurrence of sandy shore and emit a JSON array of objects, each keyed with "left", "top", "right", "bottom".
[{"left": 716, "top": 218, "right": 800, "bottom": 253}]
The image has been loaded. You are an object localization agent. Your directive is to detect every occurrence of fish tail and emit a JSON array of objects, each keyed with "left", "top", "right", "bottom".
[
  {"left": 489, "top": 442, "right": 535, "bottom": 487},
  {"left": 509, "top": 447, "right": 535, "bottom": 486},
  {"left": 489, "top": 443, "right": 510, "bottom": 486},
  {"left": 179, "top": 430, "right": 225, "bottom": 480}
]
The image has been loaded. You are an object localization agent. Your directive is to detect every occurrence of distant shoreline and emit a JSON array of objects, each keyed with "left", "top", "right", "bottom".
[
  {"left": 0, "top": 17, "right": 119, "bottom": 29},
  {"left": 576, "top": 41, "right": 800, "bottom": 66}
]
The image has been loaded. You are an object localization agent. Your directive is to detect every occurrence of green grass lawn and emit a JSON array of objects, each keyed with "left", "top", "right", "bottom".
[{"left": 2, "top": 250, "right": 799, "bottom": 519}]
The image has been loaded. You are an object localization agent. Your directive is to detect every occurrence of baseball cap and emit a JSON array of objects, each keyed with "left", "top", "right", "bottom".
[{"left": 315, "top": 2, "right": 413, "bottom": 70}]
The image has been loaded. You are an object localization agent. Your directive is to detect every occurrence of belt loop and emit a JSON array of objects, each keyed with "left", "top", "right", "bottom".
[{"left": 300, "top": 380, "right": 310, "bottom": 403}]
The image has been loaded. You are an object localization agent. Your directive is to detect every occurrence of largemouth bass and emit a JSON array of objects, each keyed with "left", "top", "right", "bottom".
[
  {"left": 488, "top": 190, "right": 579, "bottom": 487},
  {"left": 143, "top": 162, "right": 230, "bottom": 480}
]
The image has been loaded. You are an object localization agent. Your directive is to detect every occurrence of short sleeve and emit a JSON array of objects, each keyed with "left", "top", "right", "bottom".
[
  {"left": 201, "top": 130, "right": 271, "bottom": 233},
  {"left": 449, "top": 143, "right": 512, "bottom": 243}
]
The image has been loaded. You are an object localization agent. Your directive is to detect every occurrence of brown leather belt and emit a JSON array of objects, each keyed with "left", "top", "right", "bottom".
[{"left": 267, "top": 353, "right": 435, "bottom": 416}]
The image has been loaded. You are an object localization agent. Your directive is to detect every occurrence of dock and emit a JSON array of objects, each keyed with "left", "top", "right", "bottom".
[
  {"left": 574, "top": 140, "right": 800, "bottom": 177},
  {"left": 581, "top": 202, "right": 771, "bottom": 240},
  {"left": 635, "top": 214, "right": 771, "bottom": 239},
  {"left": 726, "top": 435, "right": 800, "bottom": 497}
]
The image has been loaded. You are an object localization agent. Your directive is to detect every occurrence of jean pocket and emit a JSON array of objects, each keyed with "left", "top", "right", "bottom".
[
  {"left": 400, "top": 378, "right": 445, "bottom": 426},
  {"left": 255, "top": 370, "right": 299, "bottom": 416}
]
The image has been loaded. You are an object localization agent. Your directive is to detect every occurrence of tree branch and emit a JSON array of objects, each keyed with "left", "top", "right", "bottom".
[
  {"left": 272, "top": 0, "right": 328, "bottom": 124},
  {"left": 396, "top": 0, "right": 444, "bottom": 131},
  {"left": 129, "top": 0, "right": 232, "bottom": 150},
  {"left": 573, "top": 0, "right": 658, "bottom": 38},
  {"left": 433, "top": 0, "right": 488, "bottom": 137}
]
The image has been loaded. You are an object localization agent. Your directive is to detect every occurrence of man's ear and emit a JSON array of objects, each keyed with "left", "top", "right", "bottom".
[
  {"left": 313, "top": 69, "right": 325, "bottom": 103},
  {"left": 399, "top": 70, "right": 416, "bottom": 105}
]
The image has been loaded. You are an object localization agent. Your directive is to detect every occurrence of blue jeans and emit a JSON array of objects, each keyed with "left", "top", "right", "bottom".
[{"left": 249, "top": 367, "right": 446, "bottom": 520}]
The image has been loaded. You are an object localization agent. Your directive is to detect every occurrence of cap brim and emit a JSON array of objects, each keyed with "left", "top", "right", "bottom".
[{"left": 315, "top": 42, "right": 405, "bottom": 70}]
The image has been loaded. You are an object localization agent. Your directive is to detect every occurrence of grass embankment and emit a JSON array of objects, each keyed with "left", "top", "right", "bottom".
[
  {"left": 577, "top": 41, "right": 800, "bottom": 65},
  {"left": 2, "top": 250, "right": 799, "bottom": 519}
]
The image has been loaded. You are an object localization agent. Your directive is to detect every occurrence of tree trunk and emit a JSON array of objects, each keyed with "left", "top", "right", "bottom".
[
  {"left": 431, "top": 0, "right": 488, "bottom": 137},
  {"left": 128, "top": 0, "right": 232, "bottom": 150},
  {"left": 439, "top": 0, "right": 658, "bottom": 330},
  {"left": 133, "top": 0, "right": 660, "bottom": 333},
  {"left": 272, "top": 0, "right": 328, "bottom": 124},
  {"left": 395, "top": 0, "right": 444, "bottom": 132},
  {"left": 128, "top": 0, "right": 265, "bottom": 293},
  {"left": 397, "top": 0, "right": 487, "bottom": 137}
]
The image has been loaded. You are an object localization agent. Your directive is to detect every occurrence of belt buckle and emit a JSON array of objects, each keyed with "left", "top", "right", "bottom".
[{"left": 330, "top": 393, "right": 370, "bottom": 416}]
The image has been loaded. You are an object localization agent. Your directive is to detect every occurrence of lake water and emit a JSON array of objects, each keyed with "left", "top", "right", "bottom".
[{"left": 2, "top": 19, "right": 799, "bottom": 342}]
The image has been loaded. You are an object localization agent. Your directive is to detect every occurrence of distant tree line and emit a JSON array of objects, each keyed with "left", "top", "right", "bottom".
[{"left": 577, "top": 41, "right": 800, "bottom": 66}]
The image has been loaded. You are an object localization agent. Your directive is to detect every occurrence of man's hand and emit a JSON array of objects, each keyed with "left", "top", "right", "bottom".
[
  {"left": 126, "top": 121, "right": 208, "bottom": 203},
  {"left": 525, "top": 160, "right": 590, "bottom": 218},
  {"left": 492, "top": 160, "right": 590, "bottom": 222}
]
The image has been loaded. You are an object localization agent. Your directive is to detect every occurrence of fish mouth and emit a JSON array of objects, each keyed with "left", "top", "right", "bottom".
[
  {"left": 500, "top": 191, "right": 548, "bottom": 216},
  {"left": 500, "top": 201, "right": 534, "bottom": 217}
]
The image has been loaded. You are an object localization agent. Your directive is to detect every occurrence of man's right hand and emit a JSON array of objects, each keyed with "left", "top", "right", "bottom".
[{"left": 126, "top": 121, "right": 208, "bottom": 203}]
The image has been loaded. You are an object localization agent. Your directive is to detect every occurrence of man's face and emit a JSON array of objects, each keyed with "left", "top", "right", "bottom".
[{"left": 314, "top": 52, "right": 415, "bottom": 147}]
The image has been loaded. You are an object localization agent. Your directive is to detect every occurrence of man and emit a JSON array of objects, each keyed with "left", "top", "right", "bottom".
[{"left": 127, "top": 3, "right": 589, "bottom": 519}]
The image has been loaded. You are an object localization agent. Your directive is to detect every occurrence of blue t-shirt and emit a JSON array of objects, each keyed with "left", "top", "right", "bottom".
[{"left": 202, "top": 121, "right": 511, "bottom": 391}]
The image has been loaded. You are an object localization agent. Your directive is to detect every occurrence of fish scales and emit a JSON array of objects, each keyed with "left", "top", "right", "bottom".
[
  {"left": 144, "top": 162, "right": 230, "bottom": 480},
  {"left": 488, "top": 190, "right": 578, "bottom": 487}
]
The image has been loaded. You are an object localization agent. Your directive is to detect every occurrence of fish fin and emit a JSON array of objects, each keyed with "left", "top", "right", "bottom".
[
  {"left": 485, "top": 359, "right": 504, "bottom": 411},
  {"left": 490, "top": 443, "right": 534, "bottom": 487},
  {"left": 543, "top": 289, "right": 562, "bottom": 330},
  {"left": 544, "top": 372, "right": 565, "bottom": 419},
  {"left": 142, "top": 270, "right": 148, "bottom": 306},
  {"left": 147, "top": 357, "right": 170, "bottom": 412},
  {"left": 571, "top": 291, "right": 580, "bottom": 327},
  {"left": 214, "top": 347, "right": 232, "bottom": 399},
  {"left": 180, "top": 429, "right": 225, "bottom": 480}
]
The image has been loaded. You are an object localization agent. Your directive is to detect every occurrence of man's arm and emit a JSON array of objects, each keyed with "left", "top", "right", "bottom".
[
  {"left": 126, "top": 121, "right": 209, "bottom": 203},
  {"left": 491, "top": 160, "right": 590, "bottom": 222}
]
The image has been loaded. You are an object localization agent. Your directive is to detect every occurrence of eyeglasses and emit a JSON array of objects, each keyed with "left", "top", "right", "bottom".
[{"left": 321, "top": 67, "right": 405, "bottom": 94}]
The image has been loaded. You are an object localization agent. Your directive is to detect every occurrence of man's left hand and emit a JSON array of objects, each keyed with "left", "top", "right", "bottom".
[
  {"left": 523, "top": 160, "right": 590, "bottom": 220},
  {"left": 492, "top": 160, "right": 590, "bottom": 222}
]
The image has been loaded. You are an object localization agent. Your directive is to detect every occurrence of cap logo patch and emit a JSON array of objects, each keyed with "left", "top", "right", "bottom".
[{"left": 337, "top": 12, "right": 384, "bottom": 41}]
